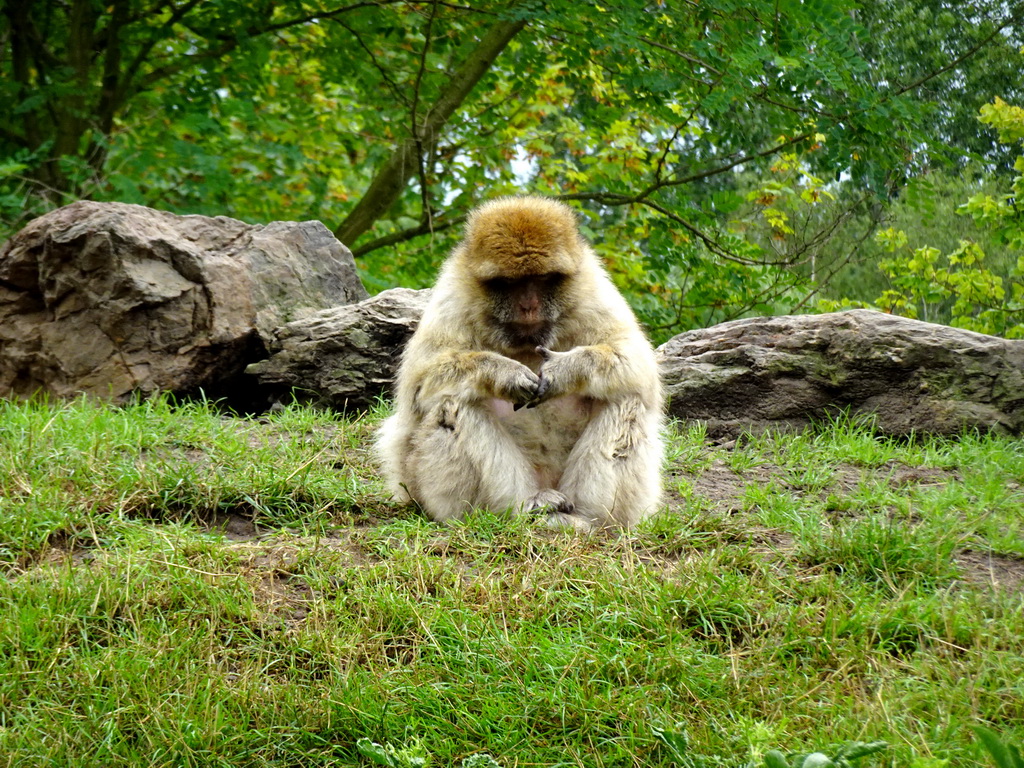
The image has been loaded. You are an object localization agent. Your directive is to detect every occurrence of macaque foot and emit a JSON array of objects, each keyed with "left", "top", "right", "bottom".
[
  {"left": 544, "top": 510, "right": 597, "bottom": 533},
  {"left": 523, "top": 490, "right": 597, "bottom": 532},
  {"left": 525, "top": 489, "right": 574, "bottom": 516}
]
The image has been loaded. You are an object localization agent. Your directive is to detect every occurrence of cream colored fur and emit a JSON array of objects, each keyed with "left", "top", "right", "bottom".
[{"left": 376, "top": 196, "right": 664, "bottom": 531}]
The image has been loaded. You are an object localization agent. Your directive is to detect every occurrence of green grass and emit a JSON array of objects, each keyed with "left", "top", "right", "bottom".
[{"left": 1, "top": 396, "right": 1022, "bottom": 767}]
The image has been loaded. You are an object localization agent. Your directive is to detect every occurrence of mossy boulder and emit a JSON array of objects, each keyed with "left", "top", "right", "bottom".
[{"left": 657, "top": 309, "right": 1024, "bottom": 438}]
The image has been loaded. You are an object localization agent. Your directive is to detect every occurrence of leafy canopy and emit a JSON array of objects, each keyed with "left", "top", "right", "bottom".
[
  {"left": 821, "top": 98, "right": 1024, "bottom": 338},
  {"left": 2, "top": 0, "right": 1020, "bottom": 338}
]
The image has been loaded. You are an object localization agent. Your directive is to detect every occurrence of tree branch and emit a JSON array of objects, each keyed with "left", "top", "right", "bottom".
[
  {"left": 2, "top": 2, "right": 37, "bottom": 149},
  {"left": 134, "top": 1, "right": 409, "bottom": 93},
  {"left": 890, "top": 5, "right": 1024, "bottom": 99},
  {"left": 89, "top": 0, "right": 131, "bottom": 170},
  {"left": 332, "top": 17, "right": 410, "bottom": 107},
  {"left": 247, "top": 0, "right": 407, "bottom": 38},
  {"left": 411, "top": 1, "right": 441, "bottom": 236},
  {"left": 335, "top": 8, "right": 528, "bottom": 246},
  {"left": 352, "top": 215, "right": 464, "bottom": 258},
  {"left": 353, "top": 132, "right": 817, "bottom": 260},
  {"left": 124, "top": 0, "right": 207, "bottom": 94},
  {"left": 790, "top": 207, "right": 882, "bottom": 313},
  {"left": 645, "top": 132, "right": 813, "bottom": 195}
]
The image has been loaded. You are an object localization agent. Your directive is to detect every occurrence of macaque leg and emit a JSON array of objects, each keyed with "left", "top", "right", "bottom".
[
  {"left": 557, "top": 397, "right": 663, "bottom": 530},
  {"left": 408, "top": 396, "right": 540, "bottom": 522}
]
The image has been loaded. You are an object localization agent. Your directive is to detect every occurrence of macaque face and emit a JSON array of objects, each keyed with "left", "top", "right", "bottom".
[{"left": 484, "top": 271, "right": 567, "bottom": 347}]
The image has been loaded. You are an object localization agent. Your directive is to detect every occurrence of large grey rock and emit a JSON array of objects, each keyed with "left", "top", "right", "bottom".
[
  {"left": 657, "top": 309, "right": 1024, "bottom": 437},
  {"left": 246, "top": 287, "right": 429, "bottom": 410},
  {"left": 0, "top": 201, "right": 367, "bottom": 401}
]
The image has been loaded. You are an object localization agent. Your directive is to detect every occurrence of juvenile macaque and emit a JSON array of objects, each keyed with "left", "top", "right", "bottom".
[{"left": 376, "top": 196, "right": 663, "bottom": 531}]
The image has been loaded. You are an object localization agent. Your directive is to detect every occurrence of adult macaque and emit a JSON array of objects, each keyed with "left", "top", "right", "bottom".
[{"left": 376, "top": 196, "right": 663, "bottom": 531}]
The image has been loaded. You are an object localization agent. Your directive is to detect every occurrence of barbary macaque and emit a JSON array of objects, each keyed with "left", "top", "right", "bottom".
[{"left": 376, "top": 196, "right": 663, "bottom": 531}]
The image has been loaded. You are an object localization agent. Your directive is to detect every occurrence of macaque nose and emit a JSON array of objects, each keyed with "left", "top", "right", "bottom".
[
  {"left": 517, "top": 285, "right": 542, "bottom": 318},
  {"left": 519, "top": 295, "right": 540, "bottom": 313}
]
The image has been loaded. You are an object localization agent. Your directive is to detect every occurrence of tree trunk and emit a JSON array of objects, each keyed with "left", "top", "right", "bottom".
[{"left": 334, "top": 13, "right": 527, "bottom": 249}]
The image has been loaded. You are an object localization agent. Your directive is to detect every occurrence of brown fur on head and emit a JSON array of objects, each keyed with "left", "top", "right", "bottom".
[{"left": 456, "top": 196, "right": 584, "bottom": 281}]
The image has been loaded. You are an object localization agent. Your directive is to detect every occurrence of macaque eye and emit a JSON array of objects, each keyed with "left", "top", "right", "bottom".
[
  {"left": 482, "top": 273, "right": 566, "bottom": 294},
  {"left": 482, "top": 276, "right": 513, "bottom": 293},
  {"left": 540, "top": 273, "right": 566, "bottom": 290}
]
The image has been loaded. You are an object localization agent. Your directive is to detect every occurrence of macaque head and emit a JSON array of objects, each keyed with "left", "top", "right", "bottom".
[{"left": 455, "top": 197, "right": 585, "bottom": 347}]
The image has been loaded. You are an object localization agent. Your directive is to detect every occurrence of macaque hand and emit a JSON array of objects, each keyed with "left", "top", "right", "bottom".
[
  {"left": 524, "top": 346, "right": 578, "bottom": 408},
  {"left": 497, "top": 358, "right": 542, "bottom": 408}
]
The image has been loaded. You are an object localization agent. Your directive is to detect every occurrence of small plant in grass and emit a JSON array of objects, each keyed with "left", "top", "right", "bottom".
[
  {"left": 356, "top": 737, "right": 429, "bottom": 767},
  {"left": 652, "top": 725, "right": 698, "bottom": 765},
  {"left": 653, "top": 725, "right": 888, "bottom": 768},
  {"left": 726, "top": 445, "right": 768, "bottom": 473},
  {"left": 797, "top": 514, "right": 960, "bottom": 589},
  {"left": 762, "top": 741, "right": 889, "bottom": 768},
  {"left": 664, "top": 420, "right": 713, "bottom": 470},
  {"left": 355, "top": 735, "right": 503, "bottom": 766},
  {"left": 785, "top": 465, "right": 835, "bottom": 493},
  {"left": 460, "top": 755, "right": 503, "bottom": 768}
]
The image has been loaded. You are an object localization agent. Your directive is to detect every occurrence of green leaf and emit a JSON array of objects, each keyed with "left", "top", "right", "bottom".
[
  {"left": 460, "top": 756, "right": 503, "bottom": 768},
  {"left": 799, "top": 753, "right": 835, "bottom": 768},
  {"left": 0, "top": 161, "right": 28, "bottom": 178},
  {"left": 652, "top": 724, "right": 690, "bottom": 760},
  {"left": 764, "top": 750, "right": 792, "bottom": 768},
  {"left": 355, "top": 737, "right": 429, "bottom": 768},
  {"left": 836, "top": 741, "right": 889, "bottom": 764},
  {"left": 974, "top": 727, "right": 1024, "bottom": 768}
]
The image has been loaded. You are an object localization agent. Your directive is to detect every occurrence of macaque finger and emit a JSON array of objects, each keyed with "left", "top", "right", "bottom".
[{"left": 525, "top": 372, "right": 552, "bottom": 408}]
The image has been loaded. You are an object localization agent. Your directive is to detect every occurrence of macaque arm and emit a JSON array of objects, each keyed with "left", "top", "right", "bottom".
[
  {"left": 409, "top": 347, "right": 540, "bottom": 407},
  {"left": 532, "top": 339, "right": 658, "bottom": 405}
]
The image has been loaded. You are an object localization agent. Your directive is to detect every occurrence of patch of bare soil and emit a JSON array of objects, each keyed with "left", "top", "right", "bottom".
[
  {"left": 886, "top": 464, "right": 961, "bottom": 488},
  {"left": 222, "top": 526, "right": 374, "bottom": 568},
  {"left": 23, "top": 542, "right": 96, "bottom": 573},
  {"left": 252, "top": 570, "right": 316, "bottom": 626},
  {"left": 205, "top": 510, "right": 262, "bottom": 541},
  {"left": 218, "top": 526, "right": 380, "bottom": 627},
  {"left": 955, "top": 550, "right": 1024, "bottom": 592},
  {"left": 673, "top": 457, "right": 963, "bottom": 515},
  {"left": 669, "top": 453, "right": 1017, "bottom": 592},
  {"left": 684, "top": 459, "right": 780, "bottom": 513}
]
